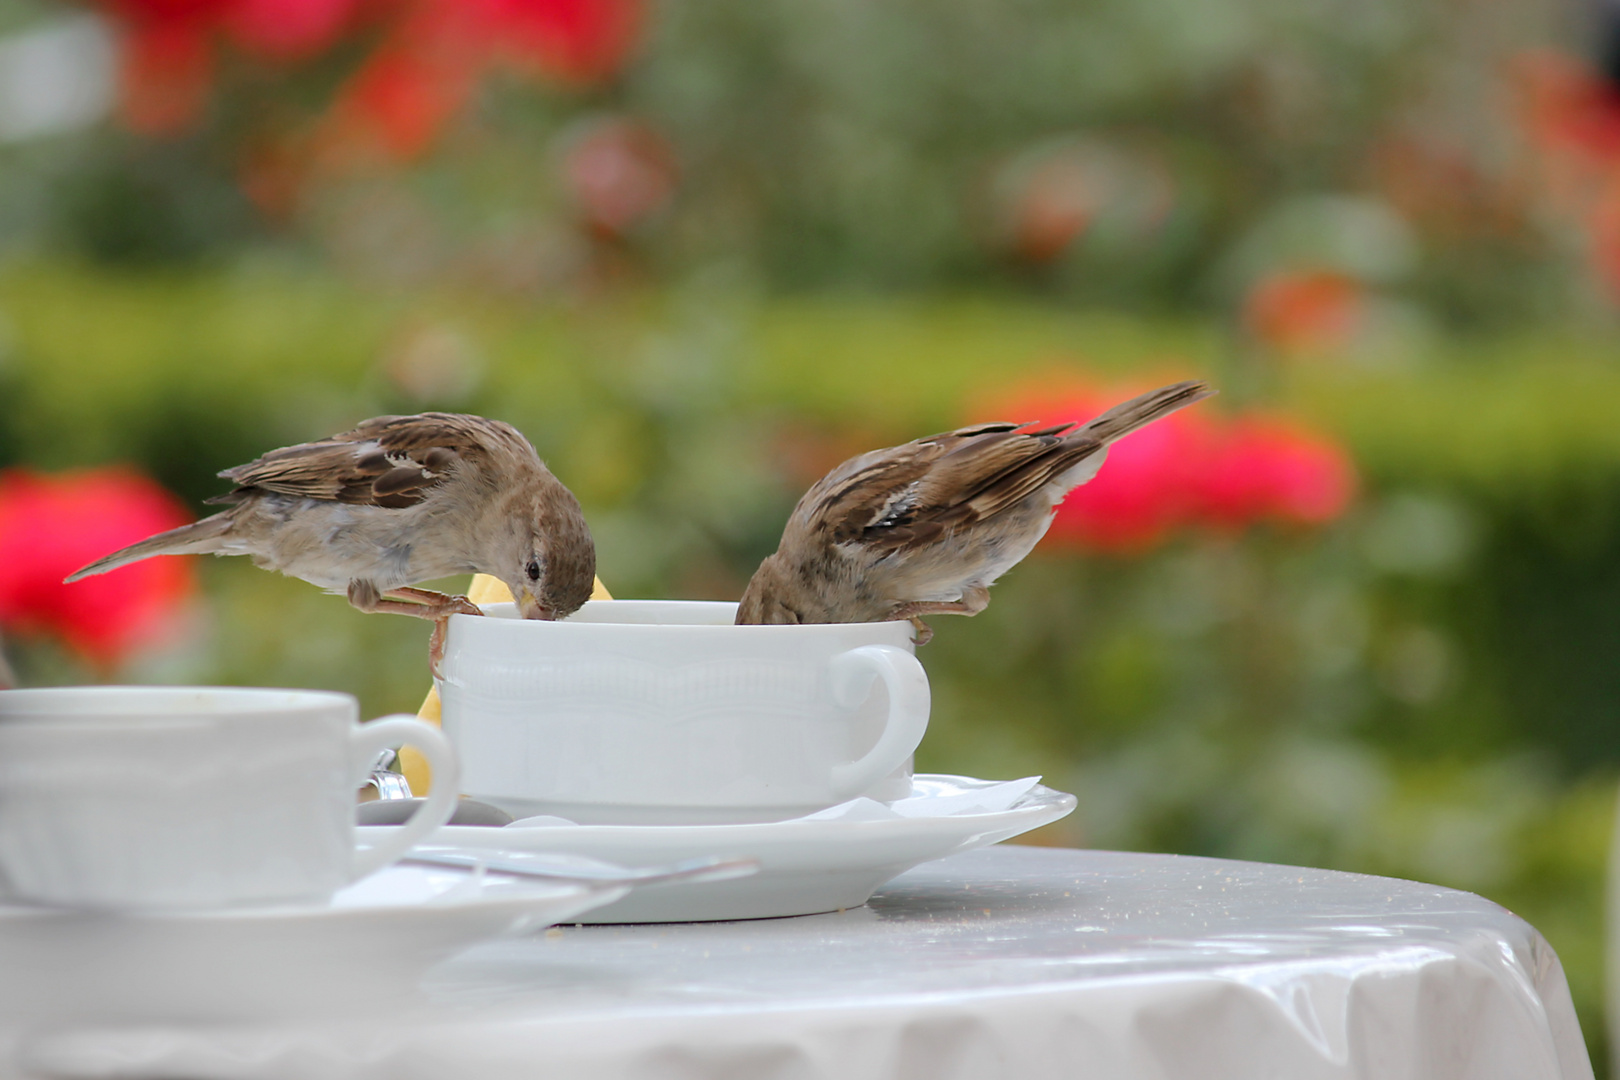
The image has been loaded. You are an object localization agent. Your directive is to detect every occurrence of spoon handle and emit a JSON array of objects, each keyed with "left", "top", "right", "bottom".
[{"left": 400, "top": 851, "right": 759, "bottom": 888}]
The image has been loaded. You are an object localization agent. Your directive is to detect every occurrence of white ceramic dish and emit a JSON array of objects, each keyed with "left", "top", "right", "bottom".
[
  {"left": 0, "top": 862, "right": 623, "bottom": 1027},
  {"left": 438, "top": 600, "right": 929, "bottom": 824},
  {"left": 409, "top": 774, "right": 1077, "bottom": 922},
  {"left": 0, "top": 686, "right": 459, "bottom": 909}
]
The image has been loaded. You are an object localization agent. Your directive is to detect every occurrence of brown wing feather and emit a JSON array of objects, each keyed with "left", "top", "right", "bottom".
[
  {"left": 207, "top": 413, "right": 527, "bottom": 509},
  {"left": 792, "top": 422, "right": 1066, "bottom": 555},
  {"left": 795, "top": 379, "right": 1214, "bottom": 559},
  {"left": 807, "top": 453, "right": 937, "bottom": 545},
  {"left": 951, "top": 437, "right": 1101, "bottom": 523},
  {"left": 854, "top": 427, "right": 1079, "bottom": 555}
]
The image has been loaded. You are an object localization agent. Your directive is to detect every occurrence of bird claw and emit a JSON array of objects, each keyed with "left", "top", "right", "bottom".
[
  {"left": 909, "top": 617, "right": 934, "bottom": 647},
  {"left": 428, "top": 617, "right": 449, "bottom": 681},
  {"left": 445, "top": 595, "right": 484, "bottom": 619},
  {"left": 427, "top": 596, "right": 485, "bottom": 679}
]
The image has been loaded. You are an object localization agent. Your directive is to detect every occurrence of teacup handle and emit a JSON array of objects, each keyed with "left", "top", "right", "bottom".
[
  {"left": 827, "top": 644, "right": 931, "bottom": 800},
  {"left": 347, "top": 716, "right": 461, "bottom": 880}
]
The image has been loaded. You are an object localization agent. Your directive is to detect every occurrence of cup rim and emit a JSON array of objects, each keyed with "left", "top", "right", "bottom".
[
  {"left": 461, "top": 598, "right": 917, "bottom": 634},
  {"left": 0, "top": 686, "right": 358, "bottom": 726}
]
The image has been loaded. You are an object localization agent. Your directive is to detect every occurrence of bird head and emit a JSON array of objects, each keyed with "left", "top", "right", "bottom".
[
  {"left": 735, "top": 555, "right": 800, "bottom": 625},
  {"left": 497, "top": 485, "right": 596, "bottom": 622}
]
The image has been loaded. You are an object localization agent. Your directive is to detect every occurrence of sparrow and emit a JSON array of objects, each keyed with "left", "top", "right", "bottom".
[
  {"left": 66, "top": 413, "right": 596, "bottom": 669},
  {"left": 737, "top": 380, "right": 1214, "bottom": 642}
]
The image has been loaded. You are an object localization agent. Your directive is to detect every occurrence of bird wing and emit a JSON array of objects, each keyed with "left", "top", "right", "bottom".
[
  {"left": 794, "top": 380, "right": 1213, "bottom": 559},
  {"left": 941, "top": 381, "right": 1214, "bottom": 523},
  {"left": 794, "top": 421, "right": 1089, "bottom": 556},
  {"left": 208, "top": 413, "right": 526, "bottom": 510}
]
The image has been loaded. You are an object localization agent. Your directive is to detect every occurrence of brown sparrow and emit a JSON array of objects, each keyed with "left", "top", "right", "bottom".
[
  {"left": 737, "top": 380, "right": 1214, "bottom": 641},
  {"left": 67, "top": 413, "right": 596, "bottom": 667}
]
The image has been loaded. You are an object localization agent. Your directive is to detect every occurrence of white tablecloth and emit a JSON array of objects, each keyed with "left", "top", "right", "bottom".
[{"left": 6, "top": 847, "right": 1592, "bottom": 1080}]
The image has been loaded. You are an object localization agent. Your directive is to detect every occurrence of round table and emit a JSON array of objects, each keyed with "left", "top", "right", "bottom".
[{"left": 8, "top": 847, "right": 1592, "bottom": 1080}]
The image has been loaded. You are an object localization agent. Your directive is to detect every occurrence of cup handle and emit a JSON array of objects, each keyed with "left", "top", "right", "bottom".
[
  {"left": 347, "top": 715, "right": 462, "bottom": 881},
  {"left": 827, "top": 644, "right": 931, "bottom": 800}
]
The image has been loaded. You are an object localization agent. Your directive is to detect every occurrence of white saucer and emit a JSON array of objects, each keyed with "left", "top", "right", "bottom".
[
  {"left": 0, "top": 863, "right": 624, "bottom": 1027},
  {"left": 418, "top": 774, "right": 1076, "bottom": 922}
]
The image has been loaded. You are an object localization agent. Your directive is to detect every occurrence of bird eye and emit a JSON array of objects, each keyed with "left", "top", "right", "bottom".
[{"left": 525, "top": 559, "right": 542, "bottom": 582}]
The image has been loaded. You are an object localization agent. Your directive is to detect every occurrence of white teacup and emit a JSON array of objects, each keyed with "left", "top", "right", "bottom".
[
  {"left": 0, "top": 687, "right": 460, "bottom": 909},
  {"left": 437, "top": 600, "right": 930, "bottom": 824}
]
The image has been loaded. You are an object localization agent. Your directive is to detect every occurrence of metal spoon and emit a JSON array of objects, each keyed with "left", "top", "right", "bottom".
[
  {"left": 399, "top": 850, "right": 759, "bottom": 889},
  {"left": 357, "top": 796, "right": 515, "bottom": 827}
]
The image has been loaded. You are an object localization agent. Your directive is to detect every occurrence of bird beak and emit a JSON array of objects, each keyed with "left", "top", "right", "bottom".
[{"left": 516, "top": 586, "right": 553, "bottom": 621}]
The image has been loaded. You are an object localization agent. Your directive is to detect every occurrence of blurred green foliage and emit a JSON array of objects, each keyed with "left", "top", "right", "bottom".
[
  {"left": 1, "top": 262, "right": 1616, "bottom": 1066},
  {"left": 7, "top": 0, "right": 1576, "bottom": 323}
]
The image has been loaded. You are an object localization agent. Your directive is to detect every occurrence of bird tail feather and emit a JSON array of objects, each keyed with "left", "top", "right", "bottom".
[
  {"left": 1075, "top": 380, "right": 1215, "bottom": 445},
  {"left": 64, "top": 513, "right": 233, "bottom": 582}
]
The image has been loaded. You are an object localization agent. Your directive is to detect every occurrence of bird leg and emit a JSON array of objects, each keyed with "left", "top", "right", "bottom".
[
  {"left": 885, "top": 586, "right": 991, "bottom": 646},
  {"left": 347, "top": 582, "right": 485, "bottom": 679},
  {"left": 427, "top": 618, "right": 451, "bottom": 681},
  {"left": 345, "top": 581, "right": 483, "bottom": 619},
  {"left": 382, "top": 585, "right": 486, "bottom": 619},
  {"left": 384, "top": 588, "right": 486, "bottom": 679}
]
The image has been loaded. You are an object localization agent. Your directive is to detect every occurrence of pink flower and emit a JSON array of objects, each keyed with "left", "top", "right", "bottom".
[
  {"left": 1197, "top": 416, "right": 1357, "bottom": 529},
  {"left": 977, "top": 376, "right": 1357, "bottom": 553},
  {"left": 983, "top": 380, "right": 1216, "bottom": 552},
  {"left": 0, "top": 468, "right": 197, "bottom": 671}
]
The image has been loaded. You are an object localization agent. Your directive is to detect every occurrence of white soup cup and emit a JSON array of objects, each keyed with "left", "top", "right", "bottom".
[{"left": 436, "top": 600, "right": 931, "bottom": 824}]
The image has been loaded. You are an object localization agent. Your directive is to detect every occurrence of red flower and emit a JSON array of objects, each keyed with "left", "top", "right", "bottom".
[
  {"left": 221, "top": 0, "right": 360, "bottom": 62},
  {"left": 493, "top": 0, "right": 645, "bottom": 85},
  {"left": 314, "top": 0, "right": 647, "bottom": 164},
  {"left": 118, "top": 18, "right": 215, "bottom": 134},
  {"left": 100, "top": 0, "right": 229, "bottom": 19},
  {"left": 1512, "top": 51, "right": 1620, "bottom": 305},
  {"left": 977, "top": 376, "right": 1357, "bottom": 553},
  {"left": 97, "top": 0, "right": 361, "bottom": 59},
  {"left": 1514, "top": 51, "right": 1620, "bottom": 171},
  {"left": 0, "top": 468, "right": 197, "bottom": 670},
  {"left": 92, "top": 0, "right": 648, "bottom": 159},
  {"left": 333, "top": 41, "right": 483, "bottom": 162}
]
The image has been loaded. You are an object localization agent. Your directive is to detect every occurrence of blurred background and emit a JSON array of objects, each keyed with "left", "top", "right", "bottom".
[{"left": 1, "top": 0, "right": 1619, "bottom": 1065}]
